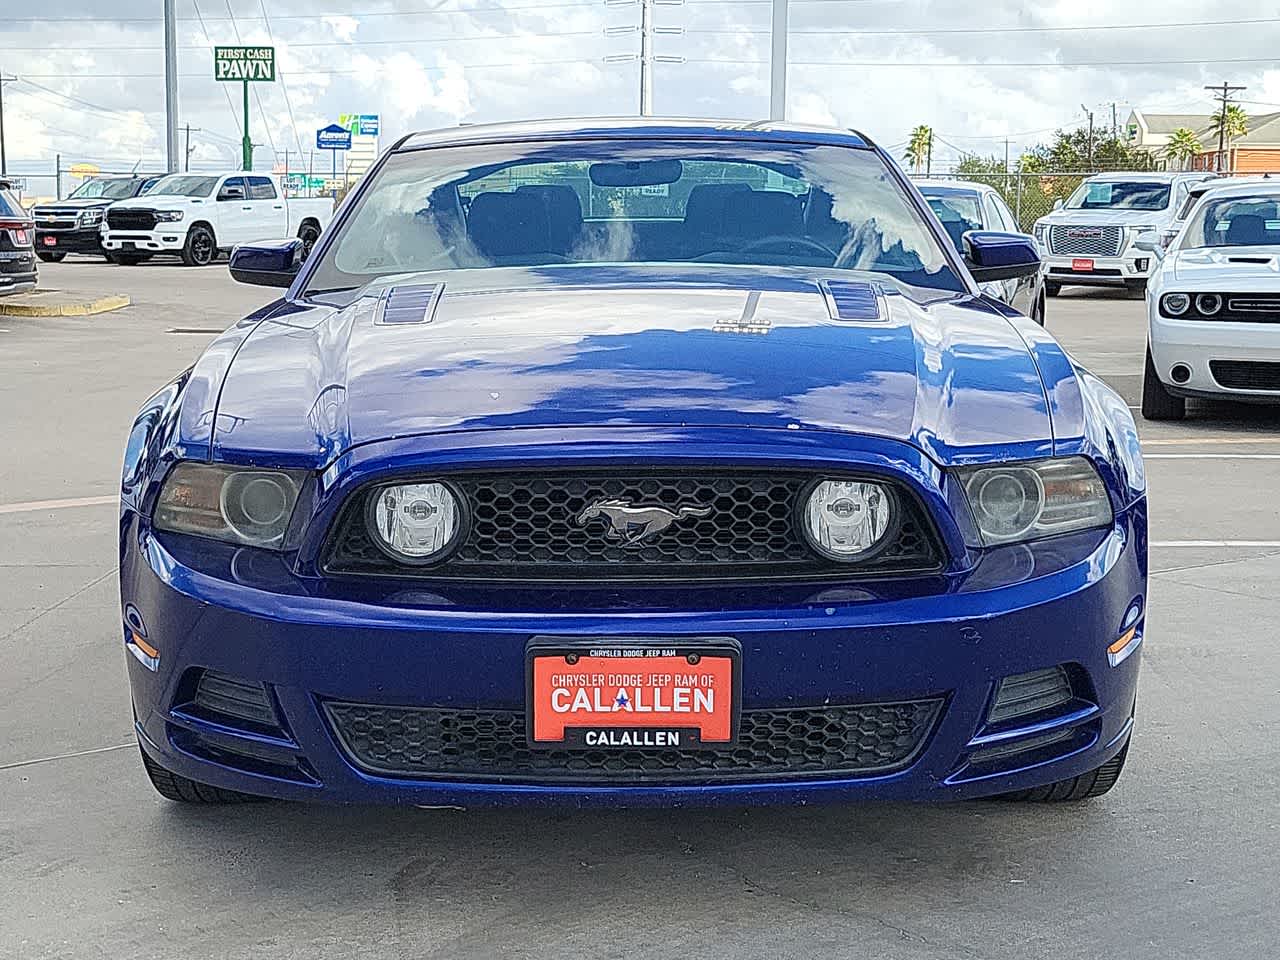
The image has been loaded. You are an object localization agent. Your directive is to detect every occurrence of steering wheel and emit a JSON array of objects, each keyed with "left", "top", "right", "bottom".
[{"left": 737, "top": 235, "right": 839, "bottom": 260}]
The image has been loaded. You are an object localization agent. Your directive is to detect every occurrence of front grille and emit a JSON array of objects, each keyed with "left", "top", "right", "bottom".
[
  {"left": 1210, "top": 360, "right": 1280, "bottom": 391},
  {"left": 106, "top": 208, "right": 157, "bottom": 231},
  {"left": 324, "top": 470, "right": 943, "bottom": 582},
  {"left": 34, "top": 208, "right": 81, "bottom": 229},
  {"left": 1048, "top": 224, "right": 1123, "bottom": 257},
  {"left": 324, "top": 699, "right": 943, "bottom": 783},
  {"left": 1220, "top": 295, "right": 1280, "bottom": 322}
]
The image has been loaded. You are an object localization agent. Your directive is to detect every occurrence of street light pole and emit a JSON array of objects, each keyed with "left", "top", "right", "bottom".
[
  {"left": 0, "top": 72, "right": 16, "bottom": 177},
  {"left": 639, "top": 0, "right": 653, "bottom": 115},
  {"left": 164, "top": 0, "right": 179, "bottom": 173},
  {"left": 769, "top": 0, "right": 788, "bottom": 121}
]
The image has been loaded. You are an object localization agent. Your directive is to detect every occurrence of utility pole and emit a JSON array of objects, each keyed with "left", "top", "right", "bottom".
[
  {"left": 925, "top": 128, "right": 933, "bottom": 177},
  {"left": 1111, "top": 102, "right": 1118, "bottom": 139},
  {"left": 769, "top": 0, "right": 788, "bottom": 121},
  {"left": 183, "top": 124, "right": 201, "bottom": 172},
  {"left": 638, "top": 0, "right": 653, "bottom": 115},
  {"left": 1081, "top": 104, "right": 1094, "bottom": 170},
  {"left": 0, "top": 72, "right": 16, "bottom": 177},
  {"left": 1205, "top": 81, "right": 1246, "bottom": 172},
  {"left": 163, "top": 0, "right": 179, "bottom": 173}
]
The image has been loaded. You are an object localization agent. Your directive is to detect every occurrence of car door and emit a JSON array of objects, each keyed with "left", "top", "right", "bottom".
[
  {"left": 987, "top": 191, "right": 1035, "bottom": 314},
  {"left": 243, "top": 176, "right": 288, "bottom": 242},
  {"left": 215, "top": 177, "right": 252, "bottom": 246}
]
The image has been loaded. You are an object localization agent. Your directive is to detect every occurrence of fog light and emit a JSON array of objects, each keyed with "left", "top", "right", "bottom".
[
  {"left": 367, "top": 481, "right": 463, "bottom": 563},
  {"left": 801, "top": 479, "right": 895, "bottom": 560}
]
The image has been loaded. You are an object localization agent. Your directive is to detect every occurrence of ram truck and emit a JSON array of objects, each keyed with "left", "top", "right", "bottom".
[{"left": 101, "top": 172, "right": 333, "bottom": 266}]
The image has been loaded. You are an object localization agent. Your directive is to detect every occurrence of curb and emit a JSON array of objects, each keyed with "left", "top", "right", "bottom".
[{"left": 0, "top": 294, "right": 131, "bottom": 317}]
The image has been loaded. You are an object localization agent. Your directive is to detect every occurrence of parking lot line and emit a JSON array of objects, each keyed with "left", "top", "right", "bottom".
[
  {"left": 0, "top": 494, "right": 116, "bottom": 516},
  {"left": 1145, "top": 454, "right": 1280, "bottom": 460},
  {"left": 1152, "top": 540, "right": 1280, "bottom": 547},
  {"left": 1142, "top": 436, "right": 1280, "bottom": 446}
]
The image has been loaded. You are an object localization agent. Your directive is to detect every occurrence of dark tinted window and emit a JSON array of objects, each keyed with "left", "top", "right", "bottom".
[
  {"left": 1066, "top": 180, "right": 1172, "bottom": 211},
  {"left": 247, "top": 177, "right": 277, "bottom": 200},
  {"left": 218, "top": 177, "right": 248, "bottom": 200},
  {"left": 0, "top": 188, "right": 25, "bottom": 218},
  {"left": 1184, "top": 196, "right": 1280, "bottom": 248}
]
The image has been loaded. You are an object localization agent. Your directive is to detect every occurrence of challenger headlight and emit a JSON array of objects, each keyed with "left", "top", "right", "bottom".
[
  {"left": 957, "top": 457, "right": 1112, "bottom": 546},
  {"left": 78, "top": 209, "right": 103, "bottom": 225},
  {"left": 154, "top": 462, "right": 305, "bottom": 548},
  {"left": 366, "top": 482, "right": 463, "bottom": 563},
  {"left": 1161, "top": 293, "right": 1191, "bottom": 316},
  {"left": 154, "top": 210, "right": 185, "bottom": 222},
  {"left": 801, "top": 479, "right": 895, "bottom": 560}
]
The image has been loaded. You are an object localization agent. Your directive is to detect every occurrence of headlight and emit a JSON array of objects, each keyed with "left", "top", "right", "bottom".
[
  {"left": 801, "top": 479, "right": 895, "bottom": 560},
  {"left": 957, "top": 457, "right": 1112, "bottom": 546},
  {"left": 1033, "top": 223, "right": 1048, "bottom": 243},
  {"left": 78, "top": 209, "right": 103, "bottom": 225},
  {"left": 366, "top": 482, "right": 463, "bottom": 563},
  {"left": 1161, "top": 292, "right": 1191, "bottom": 316},
  {"left": 154, "top": 210, "right": 185, "bottom": 222},
  {"left": 1195, "top": 293, "right": 1222, "bottom": 315},
  {"left": 154, "top": 462, "right": 304, "bottom": 548}
]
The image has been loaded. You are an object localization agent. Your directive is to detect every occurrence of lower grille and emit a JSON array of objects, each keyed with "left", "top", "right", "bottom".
[
  {"left": 1210, "top": 360, "right": 1280, "bottom": 392},
  {"left": 106, "top": 208, "right": 157, "bottom": 231},
  {"left": 324, "top": 699, "right": 943, "bottom": 783},
  {"left": 1048, "top": 224, "right": 1123, "bottom": 257},
  {"left": 191, "top": 670, "right": 279, "bottom": 728}
]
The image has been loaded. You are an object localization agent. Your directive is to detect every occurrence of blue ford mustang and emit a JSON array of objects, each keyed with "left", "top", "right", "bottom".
[{"left": 120, "top": 119, "right": 1146, "bottom": 806}]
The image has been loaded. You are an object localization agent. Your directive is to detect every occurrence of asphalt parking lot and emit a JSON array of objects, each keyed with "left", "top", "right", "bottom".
[{"left": 3, "top": 258, "right": 1278, "bottom": 960}]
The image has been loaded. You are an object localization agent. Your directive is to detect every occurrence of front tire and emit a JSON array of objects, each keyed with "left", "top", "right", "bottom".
[
  {"left": 1125, "top": 280, "right": 1147, "bottom": 299},
  {"left": 1044, "top": 281, "right": 1061, "bottom": 298},
  {"left": 36, "top": 251, "right": 66, "bottom": 263},
  {"left": 1141, "top": 347, "right": 1186, "bottom": 420},
  {"left": 181, "top": 224, "right": 217, "bottom": 266},
  {"left": 996, "top": 738, "right": 1130, "bottom": 802},
  {"left": 139, "top": 746, "right": 262, "bottom": 804}
]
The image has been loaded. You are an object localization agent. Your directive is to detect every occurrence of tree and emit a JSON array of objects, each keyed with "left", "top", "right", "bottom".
[
  {"left": 904, "top": 125, "right": 934, "bottom": 175},
  {"left": 1163, "top": 127, "right": 1202, "bottom": 171},
  {"left": 1208, "top": 104, "right": 1249, "bottom": 171}
]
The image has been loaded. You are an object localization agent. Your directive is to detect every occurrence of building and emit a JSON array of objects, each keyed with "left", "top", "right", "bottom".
[{"left": 1127, "top": 109, "right": 1280, "bottom": 174}]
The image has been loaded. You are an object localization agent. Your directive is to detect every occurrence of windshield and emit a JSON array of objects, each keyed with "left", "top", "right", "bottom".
[
  {"left": 145, "top": 175, "right": 217, "bottom": 198},
  {"left": 0, "top": 188, "right": 24, "bottom": 218},
  {"left": 1181, "top": 195, "right": 1280, "bottom": 249},
  {"left": 920, "top": 190, "right": 982, "bottom": 252},
  {"left": 304, "top": 139, "right": 961, "bottom": 298},
  {"left": 1066, "top": 180, "right": 1172, "bottom": 211},
  {"left": 68, "top": 178, "right": 140, "bottom": 201}
]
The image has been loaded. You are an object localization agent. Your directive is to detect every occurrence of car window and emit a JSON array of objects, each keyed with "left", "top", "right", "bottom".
[
  {"left": 68, "top": 178, "right": 141, "bottom": 201},
  {"left": 1176, "top": 188, "right": 1209, "bottom": 221},
  {"left": 247, "top": 177, "right": 277, "bottom": 200},
  {"left": 1065, "top": 180, "right": 1172, "bottom": 210},
  {"left": 1181, "top": 195, "right": 1280, "bottom": 248},
  {"left": 307, "top": 139, "right": 963, "bottom": 298},
  {"left": 0, "top": 188, "right": 25, "bottom": 218},
  {"left": 219, "top": 177, "right": 248, "bottom": 200},
  {"left": 139, "top": 178, "right": 161, "bottom": 194},
  {"left": 147, "top": 175, "right": 218, "bottom": 198},
  {"left": 921, "top": 191, "right": 982, "bottom": 253},
  {"left": 990, "top": 194, "right": 1019, "bottom": 232}
]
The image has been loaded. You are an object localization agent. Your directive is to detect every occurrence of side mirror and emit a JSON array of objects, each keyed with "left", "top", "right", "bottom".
[
  {"left": 229, "top": 239, "right": 303, "bottom": 288},
  {"left": 218, "top": 185, "right": 246, "bottom": 202},
  {"left": 962, "top": 231, "right": 1042, "bottom": 283},
  {"left": 1052, "top": 198, "right": 1064, "bottom": 211},
  {"left": 1132, "top": 230, "right": 1162, "bottom": 256}
]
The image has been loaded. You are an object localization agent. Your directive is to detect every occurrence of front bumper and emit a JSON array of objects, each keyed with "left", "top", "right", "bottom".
[
  {"left": 124, "top": 506, "right": 1145, "bottom": 807},
  {"left": 1044, "top": 253, "right": 1153, "bottom": 287},
  {"left": 35, "top": 226, "right": 104, "bottom": 254},
  {"left": 1151, "top": 314, "right": 1280, "bottom": 401},
  {"left": 102, "top": 230, "right": 186, "bottom": 254}
]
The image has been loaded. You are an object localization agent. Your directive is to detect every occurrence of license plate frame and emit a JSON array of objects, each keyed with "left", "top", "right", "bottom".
[
  {"left": 1071, "top": 257, "right": 1094, "bottom": 272},
  {"left": 526, "top": 636, "right": 741, "bottom": 751}
]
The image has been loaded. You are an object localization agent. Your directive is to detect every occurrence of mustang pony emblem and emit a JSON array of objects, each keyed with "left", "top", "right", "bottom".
[{"left": 575, "top": 498, "right": 712, "bottom": 546}]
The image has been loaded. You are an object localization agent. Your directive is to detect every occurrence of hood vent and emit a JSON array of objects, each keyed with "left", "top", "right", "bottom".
[
  {"left": 1227, "top": 257, "right": 1274, "bottom": 265},
  {"left": 378, "top": 283, "right": 444, "bottom": 325},
  {"left": 822, "top": 280, "right": 881, "bottom": 321}
]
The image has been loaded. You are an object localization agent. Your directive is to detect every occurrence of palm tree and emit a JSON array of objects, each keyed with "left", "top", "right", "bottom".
[
  {"left": 904, "top": 125, "right": 934, "bottom": 175},
  {"left": 1207, "top": 104, "right": 1249, "bottom": 171},
  {"left": 1164, "top": 127, "right": 1202, "bottom": 171}
]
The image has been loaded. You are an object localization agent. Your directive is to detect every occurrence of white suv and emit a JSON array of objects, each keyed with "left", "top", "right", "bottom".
[{"left": 1033, "top": 171, "right": 1215, "bottom": 297}]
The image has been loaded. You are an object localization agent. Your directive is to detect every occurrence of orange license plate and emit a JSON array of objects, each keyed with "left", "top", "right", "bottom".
[{"left": 527, "top": 639, "right": 740, "bottom": 749}]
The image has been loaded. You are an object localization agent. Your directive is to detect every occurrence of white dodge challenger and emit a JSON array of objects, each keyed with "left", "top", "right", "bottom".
[{"left": 1141, "top": 179, "right": 1280, "bottom": 420}]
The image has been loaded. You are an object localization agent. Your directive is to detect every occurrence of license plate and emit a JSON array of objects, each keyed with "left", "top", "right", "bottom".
[
  {"left": 42, "top": 236, "right": 56, "bottom": 247},
  {"left": 527, "top": 638, "right": 740, "bottom": 750},
  {"left": 1072, "top": 258, "right": 1094, "bottom": 272}
]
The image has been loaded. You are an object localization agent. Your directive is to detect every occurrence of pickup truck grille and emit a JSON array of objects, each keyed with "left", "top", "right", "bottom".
[
  {"left": 1048, "top": 225, "right": 1123, "bottom": 258},
  {"left": 106, "top": 208, "right": 157, "bottom": 231},
  {"left": 323, "top": 469, "right": 944, "bottom": 583},
  {"left": 33, "top": 208, "right": 83, "bottom": 229}
]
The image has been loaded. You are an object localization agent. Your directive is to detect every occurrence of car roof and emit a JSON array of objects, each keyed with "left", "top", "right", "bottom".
[
  {"left": 397, "top": 117, "right": 872, "bottom": 151},
  {"left": 1085, "top": 171, "right": 1209, "bottom": 183},
  {"left": 1186, "top": 179, "right": 1280, "bottom": 199},
  {"left": 913, "top": 179, "right": 989, "bottom": 195}
]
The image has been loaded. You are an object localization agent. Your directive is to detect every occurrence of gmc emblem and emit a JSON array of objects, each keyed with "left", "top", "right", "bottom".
[{"left": 1066, "top": 227, "right": 1104, "bottom": 239}]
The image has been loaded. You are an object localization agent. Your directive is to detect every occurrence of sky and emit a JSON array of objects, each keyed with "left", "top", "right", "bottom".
[{"left": 3, "top": 0, "right": 1279, "bottom": 184}]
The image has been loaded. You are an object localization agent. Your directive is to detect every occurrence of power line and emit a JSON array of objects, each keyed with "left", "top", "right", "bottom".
[
  {"left": 683, "top": 55, "right": 1280, "bottom": 68},
  {"left": 258, "top": 0, "right": 304, "bottom": 160},
  {"left": 1, "top": 1, "right": 609, "bottom": 22},
  {"left": 191, "top": 0, "right": 244, "bottom": 142},
  {"left": 17, "top": 58, "right": 608, "bottom": 79},
  {"left": 681, "top": 16, "right": 1280, "bottom": 36},
  {"left": 0, "top": 30, "right": 608, "bottom": 51},
  {"left": 223, "top": 0, "right": 278, "bottom": 162},
  {"left": 1205, "top": 80, "right": 1247, "bottom": 173}
]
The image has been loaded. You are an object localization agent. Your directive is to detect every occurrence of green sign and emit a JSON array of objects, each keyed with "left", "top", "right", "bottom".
[{"left": 214, "top": 45, "right": 275, "bottom": 82}]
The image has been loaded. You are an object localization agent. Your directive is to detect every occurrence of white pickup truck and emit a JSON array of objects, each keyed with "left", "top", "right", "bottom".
[{"left": 100, "top": 171, "right": 334, "bottom": 266}]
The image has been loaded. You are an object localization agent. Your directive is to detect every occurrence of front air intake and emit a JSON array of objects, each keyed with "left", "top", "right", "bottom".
[
  {"left": 987, "top": 666, "right": 1073, "bottom": 724},
  {"left": 192, "top": 670, "right": 279, "bottom": 729}
]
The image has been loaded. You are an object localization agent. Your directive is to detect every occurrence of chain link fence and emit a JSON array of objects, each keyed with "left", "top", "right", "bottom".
[{"left": 911, "top": 171, "right": 1111, "bottom": 232}]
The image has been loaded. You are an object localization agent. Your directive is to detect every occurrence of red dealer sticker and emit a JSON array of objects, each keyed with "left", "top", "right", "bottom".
[
  {"left": 1072, "top": 258, "right": 1094, "bottom": 272},
  {"left": 527, "top": 641, "right": 739, "bottom": 750}
]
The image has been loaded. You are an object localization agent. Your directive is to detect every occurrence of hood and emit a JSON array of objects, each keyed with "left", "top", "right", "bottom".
[
  {"left": 207, "top": 266, "right": 1054, "bottom": 468},
  {"left": 1172, "top": 246, "right": 1280, "bottom": 284},
  {"left": 32, "top": 197, "right": 117, "bottom": 212},
  {"left": 112, "top": 195, "right": 204, "bottom": 210},
  {"left": 1038, "top": 207, "right": 1171, "bottom": 227}
]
